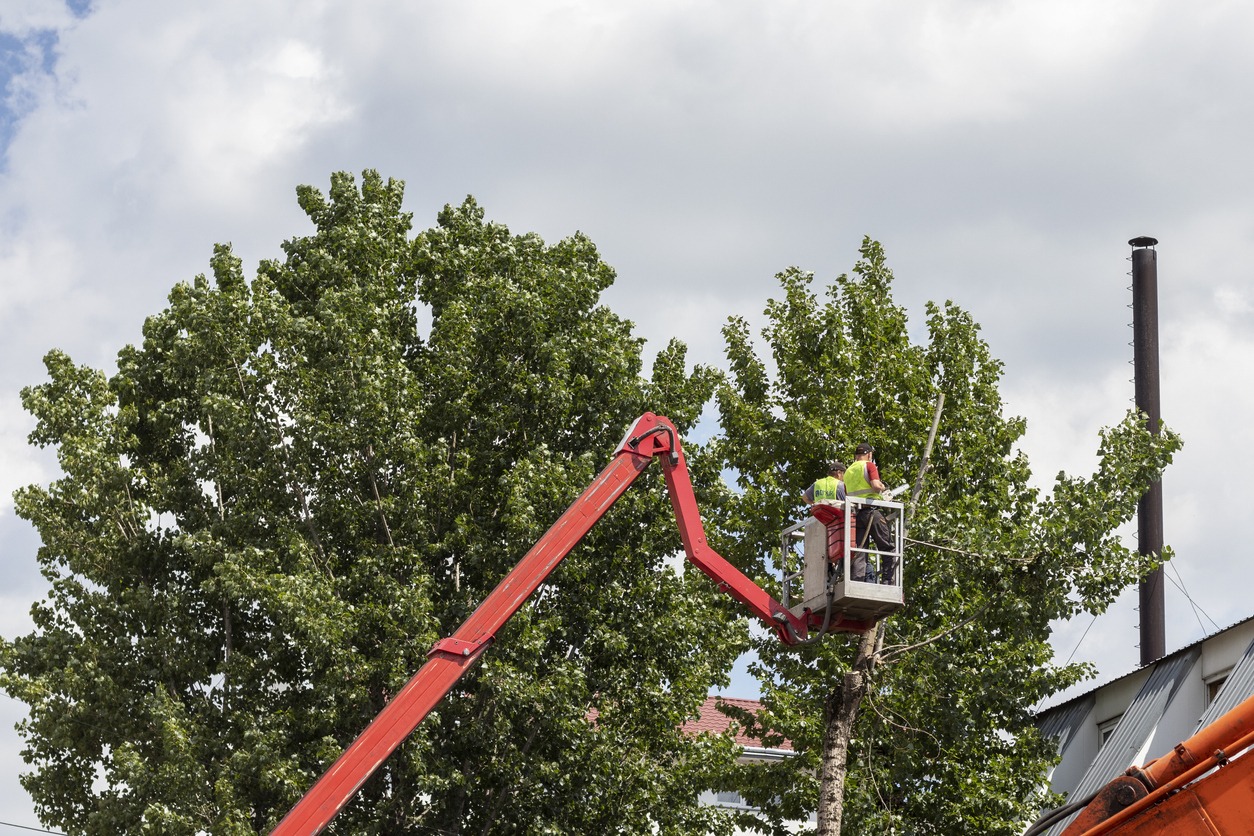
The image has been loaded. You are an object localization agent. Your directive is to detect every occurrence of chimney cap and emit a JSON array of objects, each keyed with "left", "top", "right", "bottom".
[{"left": 1129, "top": 236, "right": 1159, "bottom": 248}]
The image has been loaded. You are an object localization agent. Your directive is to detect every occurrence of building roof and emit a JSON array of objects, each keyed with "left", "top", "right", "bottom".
[
  {"left": 1040, "top": 611, "right": 1254, "bottom": 714},
  {"left": 685, "top": 696, "right": 794, "bottom": 752}
]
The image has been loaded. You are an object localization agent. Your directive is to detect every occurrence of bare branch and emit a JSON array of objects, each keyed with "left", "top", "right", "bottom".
[
  {"left": 879, "top": 609, "right": 984, "bottom": 663},
  {"left": 907, "top": 392, "right": 944, "bottom": 518},
  {"left": 363, "top": 444, "right": 395, "bottom": 548}
]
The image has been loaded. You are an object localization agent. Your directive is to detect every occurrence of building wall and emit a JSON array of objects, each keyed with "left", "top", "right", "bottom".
[
  {"left": 1091, "top": 668, "right": 1149, "bottom": 732},
  {"left": 1047, "top": 669, "right": 1151, "bottom": 796},
  {"left": 1200, "top": 618, "right": 1254, "bottom": 682}
]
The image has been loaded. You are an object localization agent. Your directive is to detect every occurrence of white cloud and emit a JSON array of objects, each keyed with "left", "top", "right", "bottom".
[
  {"left": 0, "top": 1, "right": 76, "bottom": 36},
  {"left": 5, "top": 9, "right": 350, "bottom": 217},
  {"left": 0, "top": 227, "right": 80, "bottom": 319},
  {"left": 0, "top": 393, "right": 45, "bottom": 517},
  {"left": 1214, "top": 285, "right": 1253, "bottom": 316}
]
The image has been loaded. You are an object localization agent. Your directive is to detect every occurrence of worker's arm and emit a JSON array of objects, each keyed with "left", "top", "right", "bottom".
[
  {"left": 867, "top": 462, "right": 887, "bottom": 493},
  {"left": 803, "top": 483, "right": 816, "bottom": 504}
]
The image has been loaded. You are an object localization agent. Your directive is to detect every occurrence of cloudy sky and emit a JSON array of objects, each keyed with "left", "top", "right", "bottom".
[{"left": 3, "top": 0, "right": 1254, "bottom": 829}]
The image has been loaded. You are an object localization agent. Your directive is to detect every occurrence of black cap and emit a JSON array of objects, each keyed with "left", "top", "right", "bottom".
[
  {"left": 855, "top": 443, "right": 874, "bottom": 456},
  {"left": 826, "top": 460, "right": 845, "bottom": 473}
]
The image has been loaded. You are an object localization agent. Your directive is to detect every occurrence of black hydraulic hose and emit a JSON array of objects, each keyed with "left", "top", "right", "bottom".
[
  {"left": 787, "top": 579, "right": 838, "bottom": 647},
  {"left": 627, "top": 424, "right": 678, "bottom": 465},
  {"left": 1022, "top": 791, "right": 1098, "bottom": 836}
]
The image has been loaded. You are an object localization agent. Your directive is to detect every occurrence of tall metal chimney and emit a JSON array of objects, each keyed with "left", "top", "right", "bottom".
[{"left": 1129, "top": 236, "right": 1165, "bottom": 665}]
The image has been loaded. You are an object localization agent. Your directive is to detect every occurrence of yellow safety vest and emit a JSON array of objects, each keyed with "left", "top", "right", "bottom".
[
  {"left": 844, "top": 460, "right": 882, "bottom": 500},
  {"left": 812, "top": 476, "right": 841, "bottom": 502}
]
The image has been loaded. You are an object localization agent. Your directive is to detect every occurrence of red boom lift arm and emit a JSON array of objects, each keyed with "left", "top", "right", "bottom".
[{"left": 271, "top": 412, "right": 870, "bottom": 835}]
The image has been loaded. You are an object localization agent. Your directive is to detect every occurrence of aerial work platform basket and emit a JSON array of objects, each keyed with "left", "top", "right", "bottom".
[{"left": 780, "top": 495, "right": 905, "bottom": 624}]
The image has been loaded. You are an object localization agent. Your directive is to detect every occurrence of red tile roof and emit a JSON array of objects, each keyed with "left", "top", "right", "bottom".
[{"left": 684, "top": 696, "right": 793, "bottom": 751}]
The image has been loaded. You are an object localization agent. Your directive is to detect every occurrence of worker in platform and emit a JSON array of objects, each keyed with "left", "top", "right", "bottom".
[
  {"left": 803, "top": 460, "right": 845, "bottom": 505},
  {"left": 806, "top": 461, "right": 871, "bottom": 582},
  {"left": 845, "top": 443, "right": 896, "bottom": 584}
]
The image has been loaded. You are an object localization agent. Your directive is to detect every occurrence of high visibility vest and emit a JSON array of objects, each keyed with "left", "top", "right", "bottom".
[
  {"left": 844, "top": 460, "right": 882, "bottom": 500},
  {"left": 812, "top": 476, "right": 841, "bottom": 502}
]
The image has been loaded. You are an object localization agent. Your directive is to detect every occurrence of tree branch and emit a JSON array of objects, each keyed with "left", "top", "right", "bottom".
[
  {"left": 907, "top": 392, "right": 944, "bottom": 517},
  {"left": 879, "top": 610, "right": 984, "bottom": 663},
  {"left": 364, "top": 444, "right": 395, "bottom": 548}
]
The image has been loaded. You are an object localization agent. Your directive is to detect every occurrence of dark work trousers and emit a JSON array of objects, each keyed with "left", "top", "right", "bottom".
[{"left": 855, "top": 506, "right": 895, "bottom": 584}]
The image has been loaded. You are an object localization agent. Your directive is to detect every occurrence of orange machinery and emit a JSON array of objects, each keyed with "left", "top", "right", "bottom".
[{"left": 1029, "top": 692, "right": 1254, "bottom": 835}]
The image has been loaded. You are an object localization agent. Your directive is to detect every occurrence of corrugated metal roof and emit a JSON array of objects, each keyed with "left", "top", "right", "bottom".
[
  {"left": 1195, "top": 632, "right": 1254, "bottom": 731},
  {"left": 1038, "top": 694, "right": 1095, "bottom": 757},
  {"left": 1045, "top": 648, "right": 1200, "bottom": 836}
]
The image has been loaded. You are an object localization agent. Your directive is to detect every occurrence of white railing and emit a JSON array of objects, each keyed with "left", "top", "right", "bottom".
[{"left": 782, "top": 495, "right": 906, "bottom": 622}]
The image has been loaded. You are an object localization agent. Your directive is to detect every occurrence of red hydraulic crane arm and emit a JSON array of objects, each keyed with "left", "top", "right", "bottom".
[
  {"left": 658, "top": 434, "right": 807, "bottom": 640},
  {"left": 271, "top": 413, "right": 808, "bottom": 835}
]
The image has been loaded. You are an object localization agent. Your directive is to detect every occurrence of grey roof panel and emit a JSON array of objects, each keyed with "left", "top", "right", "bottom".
[
  {"left": 1038, "top": 694, "right": 1095, "bottom": 757},
  {"left": 1195, "top": 633, "right": 1254, "bottom": 730},
  {"left": 1045, "top": 648, "right": 1201, "bottom": 836}
]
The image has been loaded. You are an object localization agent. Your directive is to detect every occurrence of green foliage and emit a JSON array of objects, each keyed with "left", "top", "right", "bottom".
[
  {"left": 1, "top": 171, "right": 744, "bottom": 834},
  {"left": 711, "top": 239, "right": 1180, "bottom": 834}
]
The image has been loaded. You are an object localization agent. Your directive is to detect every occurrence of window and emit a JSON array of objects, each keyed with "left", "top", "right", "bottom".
[
  {"left": 1097, "top": 715, "right": 1122, "bottom": 745},
  {"left": 1205, "top": 670, "right": 1231, "bottom": 707},
  {"left": 712, "top": 790, "right": 754, "bottom": 810}
]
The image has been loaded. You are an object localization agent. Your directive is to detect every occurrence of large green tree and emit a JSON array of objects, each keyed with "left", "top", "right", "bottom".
[
  {"left": 1, "top": 171, "right": 748, "bottom": 834},
  {"left": 710, "top": 240, "right": 1180, "bottom": 835}
]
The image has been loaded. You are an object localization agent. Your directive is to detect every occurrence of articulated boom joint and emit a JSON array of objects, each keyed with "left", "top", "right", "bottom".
[
  {"left": 617, "top": 413, "right": 680, "bottom": 465},
  {"left": 429, "top": 636, "right": 491, "bottom": 658}
]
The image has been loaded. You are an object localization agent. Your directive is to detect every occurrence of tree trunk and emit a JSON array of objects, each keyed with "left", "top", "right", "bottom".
[
  {"left": 815, "top": 624, "right": 883, "bottom": 835},
  {"left": 816, "top": 393, "right": 942, "bottom": 834}
]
